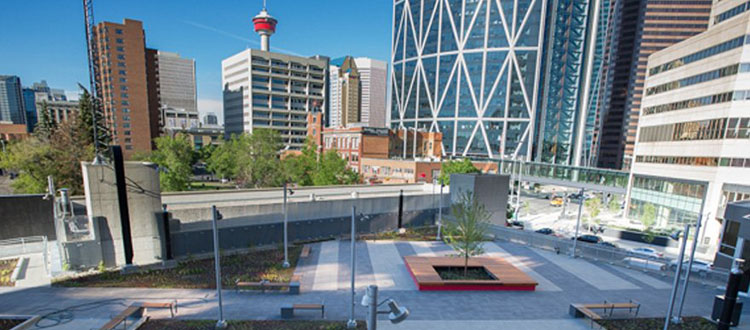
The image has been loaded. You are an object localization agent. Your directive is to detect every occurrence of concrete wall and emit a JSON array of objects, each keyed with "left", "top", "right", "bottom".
[
  {"left": 81, "top": 161, "right": 164, "bottom": 267},
  {"left": 450, "top": 173, "right": 510, "bottom": 226},
  {"left": 0, "top": 194, "right": 55, "bottom": 240},
  {"left": 168, "top": 193, "right": 450, "bottom": 257}
]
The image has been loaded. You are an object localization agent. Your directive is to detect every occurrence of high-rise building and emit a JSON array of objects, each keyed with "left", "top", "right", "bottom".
[
  {"left": 203, "top": 112, "right": 219, "bottom": 126},
  {"left": 354, "top": 58, "right": 388, "bottom": 128},
  {"left": 145, "top": 49, "right": 198, "bottom": 135},
  {"left": 593, "top": 0, "right": 712, "bottom": 169},
  {"left": 535, "top": 0, "right": 610, "bottom": 165},
  {"left": 22, "top": 88, "right": 37, "bottom": 132},
  {"left": 0, "top": 75, "right": 26, "bottom": 125},
  {"left": 389, "top": 0, "right": 546, "bottom": 158},
  {"left": 222, "top": 7, "right": 328, "bottom": 148},
  {"left": 330, "top": 56, "right": 361, "bottom": 127},
  {"left": 93, "top": 19, "right": 158, "bottom": 157},
  {"left": 628, "top": 0, "right": 750, "bottom": 260}
]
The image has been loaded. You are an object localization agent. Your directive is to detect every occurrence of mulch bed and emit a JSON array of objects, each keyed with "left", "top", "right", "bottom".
[
  {"left": 361, "top": 226, "right": 438, "bottom": 241},
  {"left": 0, "top": 319, "right": 24, "bottom": 330},
  {"left": 139, "top": 319, "right": 366, "bottom": 330},
  {"left": 597, "top": 317, "right": 714, "bottom": 330},
  {"left": 53, "top": 246, "right": 301, "bottom": 289},
  {"left": 0, "top": 258, "right": 18, "bottom": 287},
  {"left": 435, "top": 266, "right": 494, "bottom": 280}
]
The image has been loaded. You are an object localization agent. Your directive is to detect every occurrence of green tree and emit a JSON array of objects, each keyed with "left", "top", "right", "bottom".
[
  {"left": 312, "top": 150, "right": 359, "bottom": 186},
  {"left": 438, "top": 158, "right": 480, "bottom": 185},
  {"left": 34, "top": 101, "right": 56, "bottom": 139},
  {"left": 149, "top": 134, "right": 194, "bottom": 191},
  {"left": 641, "top": 203, "right": 657, "bottom": 229},
  {"left": 584, "top": 197, "right": 602, "bottom": 220},
  {"left": 206, "top": 134, "right": 241, "bottom": 181},
  {"left": 283, "top": 139, "right": 317, "bottom": 186},
  {"left": 608, "top": 195, "right": 621, "bottom": 213},
  {"left": 237, "top": 129, "right": 285, "bottom": 188},
  {"left": 75, "top": 86, "right": 110, "bottom": 157},
  {"left": 444, "top": 192, "right": 491, "bottom": 276}
]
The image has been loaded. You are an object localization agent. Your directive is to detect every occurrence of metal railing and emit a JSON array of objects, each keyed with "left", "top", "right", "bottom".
[{"left": 490, "top": 225, "right": 728, "bottom": 286}]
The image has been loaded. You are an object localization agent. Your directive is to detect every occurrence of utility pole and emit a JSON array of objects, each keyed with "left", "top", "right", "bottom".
[
  {"left": 437, "top": 183, "right": 444, "bottom": 241},
  {"left": 211, "top": 205, "right": 227, "bottom": 329},
  {"left": 347, "top": 205, "right": 357, "bottom": 329},
  {"left": 664, "top": 224, "right": 690, "bottom": 330},
  {"left": 282, "top": 182, "right": 290, "bottom": 268},
  {"left": 675, "top": 213, "right": 706, "bottom": 322},
  {"left": 571, "top": 188, "right": 585, "bottom": 258}
]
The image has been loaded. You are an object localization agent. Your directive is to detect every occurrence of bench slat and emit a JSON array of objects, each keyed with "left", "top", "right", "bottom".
[
  {"left": 293, "top": 304, "right": 324, "bottom": 309},
  {"left": 99, "top": 306, "right": 141, "bottom": 330}
]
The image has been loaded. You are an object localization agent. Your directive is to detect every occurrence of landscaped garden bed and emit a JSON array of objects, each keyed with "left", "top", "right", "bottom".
[
  {"left": 0, "top": 319, "right": 23, "bottom": 330},
  {"left": 139, "top": 319, "right": 366, "bottom": 330},
  {"left": 361, "top": 226, "right": 438, "bottom": 241},
  {"left": 0, "top": 258, "right": 18, "bottom": 287},
  {"left": 53, "top": 245, "right": 301, "bottom": 288},
  {"left": 434, "top": 266, "right": 494, "bottom": 280},
  {"left": 596, "top": 317, "right": 714, "bottom": 330}
]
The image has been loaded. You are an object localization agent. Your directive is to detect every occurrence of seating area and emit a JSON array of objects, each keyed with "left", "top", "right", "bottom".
[
  {"left": 100, "top": 301, "right": 177, "bottom": 330},
  {"left": 404, "top": 256, "right": 538, "bottom": 291},
  {"left": 569, "top": 301, "right": 641, "bottom": 327}
]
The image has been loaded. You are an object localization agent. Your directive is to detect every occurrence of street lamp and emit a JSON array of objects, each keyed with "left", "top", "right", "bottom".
[
  {"left": 282, "top": 182, "right": 294, "bottom": 268},
  {"left": 361, "top": 285, "right": 410, "bottom": 330}
]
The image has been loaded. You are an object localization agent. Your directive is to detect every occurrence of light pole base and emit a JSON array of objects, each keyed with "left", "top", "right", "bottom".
[
  {"left": 347, "top": 319, "right": 357, "bottom": 328},
  {"left": 215, "top": 320, "right": 227, "bottom": 329},
  {"left": 282, "top": 261, "right": 290, "bottom": 268}
]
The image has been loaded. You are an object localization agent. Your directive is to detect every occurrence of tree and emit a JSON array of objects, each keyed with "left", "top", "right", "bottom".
[
  {"left": 34, "top": 101, "right": 56, "bottom": 139},
  {"left": 76, "top": 85, "right": 110, "bottom": 157},
  {"left": 312, "top": 150, "right": 359, "bottom": 186},
  {"left": 608, "top": 195, "right": 621, "bottom": 213},
  {"left": 0, "top": 137, "right": 56, "bottom": 194},
  {"left": 640, "top": 203, "right": 656, "bottom": 229},
  {"left": 439, "top": 158, "right": 480, "bottom": 185},
  {"left": 444, "top": 192, "right": 491, "bottom": 276},
  {"left": 206, "top": 134, "right": 241, "bottom": 181},
  {"left": 238, "top": 129, "right": 285, "bottom": 188},
  {"left": 283, "top": 139, "right": 317, "bottom": 186},
  {"left": 149, "top": 134, "right": 194, "bottom": 191},
  {"left": 584, "top": 197, "right": 602, "bottom": 220}
]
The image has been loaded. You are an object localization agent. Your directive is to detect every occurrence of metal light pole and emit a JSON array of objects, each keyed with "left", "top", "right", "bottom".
[
  {"left": 664, "top": 224, "right": 690, "bottom": 330},
  {"left": 366, "top": 285, "right": 378, "bottom": 330},
  {"left": 347, "top": 205, "right": 357, "bottom": 329},
  {"left": 437, "top": 183, "right": 444, "bottom": 241},
  {"left": 571, "top": 188, "right": 585, "bottom": 258},
  {"left": 211, "top": 205, "right": 227, "bottom": 329},
  {"left": 675, "top": 213, "right": 705, "bottom": 322},
  {"left": 282, "top": 182, "right": 290, "bottom": 268}
]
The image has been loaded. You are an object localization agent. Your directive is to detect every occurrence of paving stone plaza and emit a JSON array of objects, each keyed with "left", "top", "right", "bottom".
[{"left": 0, "top": 238, "right": 738, "bottom": 329}]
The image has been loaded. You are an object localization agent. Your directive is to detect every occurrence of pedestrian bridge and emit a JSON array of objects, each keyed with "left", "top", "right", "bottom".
[{"left": 480, "top": 158, "right": 630, "bottom": 195}]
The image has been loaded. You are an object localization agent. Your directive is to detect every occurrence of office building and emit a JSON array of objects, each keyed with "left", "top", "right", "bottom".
[
  {"left": 162, "top": 107, "right": 199, "bottom": 130},
  {"left": 628, "top": 3, "right": 750, "bottom": 258},
  {"left": 0, "top": 75, "right": 26, "bottom": 125},
  {"left": 165, "top": 126, "right": 224, "bottom": 151},
  {"left": 535, "top": 0, "right": 610, "bottom": 165},
  {"left": 203, "top": 112, "right": 219, "bottom": 126},
  {"left": 222, "top": 7, "right": 328, "bottom": 149},
  {"left": 330, "top": 56, "right": 361, "bottom": 127},
  {"left": 593, "top": 0, "right": 712, "bottom": 169},
  {"left": 93, "top": 19, "right": 158, "bottom": 157},
  {"left": 389, "top": 0, "right": 546, "bottom": 158},
  {"left": 23, "top": 81, "right": 79, "bottom": 132},
  {"left": 0, "top": 122, "right": 28, "bottom": 142},
  {"left": 145, "top": 50, "right": 199, "bottom": 140},
  {"left": 354, "top": 57, "right": 387, "bottom": 128}
]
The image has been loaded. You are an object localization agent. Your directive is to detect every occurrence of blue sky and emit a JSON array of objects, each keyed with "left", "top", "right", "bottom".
[{"left": 0, "top": 0, "right": 392, "bottom": 119}]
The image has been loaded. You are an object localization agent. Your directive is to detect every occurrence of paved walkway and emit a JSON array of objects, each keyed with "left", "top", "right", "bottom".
[
  {"left": 14, "top": 253, "right": 51, "bottom": 288},
  {"left": 0, "top": 239, "right": 740, "bottom": 329}
]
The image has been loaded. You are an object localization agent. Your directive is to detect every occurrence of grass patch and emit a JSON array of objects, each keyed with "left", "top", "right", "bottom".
[
  {"left": 597, "top": 317, "right": 714, "bottom": 330},
  {"left": 362, "top": 226, "right": 438, "bottom": 241},
  {"left": 53, "top": 245, "right": 301, "bottom": 289},
  {"left": 0, "top": 258, "right": 18, "bottom": 287},
  {"left": 0, "top": 319, "right": 24, "bottom": 330},
  {"left": 139, "top": 319, "right": 366, "bottom": 330}
]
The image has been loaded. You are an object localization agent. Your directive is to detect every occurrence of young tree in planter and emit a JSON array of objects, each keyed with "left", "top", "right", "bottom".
[
  {"left": 444, "top": 192, "right": 491, "bottom": 276},
  {"left": 640, "top": 203, "right": 657, "bottom": 243}
]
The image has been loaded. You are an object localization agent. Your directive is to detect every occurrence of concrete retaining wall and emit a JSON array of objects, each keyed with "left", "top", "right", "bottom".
[
  {"left": 0, "top": 195, "right": 55, "bottom": 240},
  {"left": 169, "top": 193, "right": 449, "bottom": 257}
]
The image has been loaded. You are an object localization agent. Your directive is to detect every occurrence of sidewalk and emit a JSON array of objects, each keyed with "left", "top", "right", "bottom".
[{"left": 14, "top": 253, "right": 51, "bottom": 288}]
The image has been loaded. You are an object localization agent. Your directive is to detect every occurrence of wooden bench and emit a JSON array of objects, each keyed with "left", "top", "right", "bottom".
[
  {"left": 135, "top": 301, "right": 178, "bottom": 318},
  {"left": 235, "top": 279, "right": 300, "bottom": 294},
  {"left": 280, "top": 303, "right": 325, "bottom": 319},
  {"left": 300, "top": 245, "right": 312, "bottom": 258},
  {"left": 570, "top": 301, "right": 640, "bottom": 327},
  {"left": 99, "top": 305, "right": 147, "bottom": 330}
]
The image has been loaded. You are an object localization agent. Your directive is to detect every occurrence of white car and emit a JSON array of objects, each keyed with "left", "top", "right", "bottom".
[
  {"left": 669, "top": 260, "right": 714, "bottom": 275},
  {"left": 629, "top": 247, "right": 664, "bottom": 259}
]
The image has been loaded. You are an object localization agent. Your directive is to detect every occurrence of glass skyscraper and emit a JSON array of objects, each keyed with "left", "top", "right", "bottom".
[{"left": 389, "top": 0, "right": 545, "bottom": 158}]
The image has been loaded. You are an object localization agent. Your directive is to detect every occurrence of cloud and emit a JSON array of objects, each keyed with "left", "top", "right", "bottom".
[
  {"left": 198, "top": 98, "right": 223, "bottom": 125},
  {"left": 183, "top": 20, "right": 305, "bottom": 56}
]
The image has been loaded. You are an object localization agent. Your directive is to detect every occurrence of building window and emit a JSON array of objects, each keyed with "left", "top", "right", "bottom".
[
  {"left": 124, "top": 138, "right": 131, "bottom": 143},
  {"left": 116, "top": 46, "right": 124, "bottom": 52},
  {"left": 118, "top": 70, "right": 126, "bottom": 75},
  {"left": 121, "top": 93, "right": 128, "bottom": 98},
  {"left": 124, "top": 130, "right": 131, "bottom": 136},
  {"left": 120, "top": 86, "right": 128, "bottom": 91},
  {"left": 116, "top": 38, "right": 124, "bottom": 44},
  {"left": 122, "top": 108, "right": 130, "bottom": 113},
  {"left": 123, "top": 123, "right": 130, "bottom": 128},
  {"left": 117, "top": 54, "right": 125, "bottom": 60},
  {"left": 115, "top": 28, "right": 123, "bottom": 35},
  {"left": 123, "top": 115, "right": 130, "bottom": 121},
  {"left": 125, "top": 145, "right": 133, "bottom": 150},
  {"left": 117, "top": 62, "right": 126, "bottom": 67},
  {"left": 121, "top": 100, "right": 129, "bottom": 106},
  {"left": 119, "top": 78, "right": 127, "bottom": 83}
]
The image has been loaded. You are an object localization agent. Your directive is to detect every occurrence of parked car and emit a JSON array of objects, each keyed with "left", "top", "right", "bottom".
[
  {"left": 629, "top": 247, "right": 663, "bottom": 259},
  {"left": 509, "top": 220, "right": 525, "bottom": 229},
  {"left": 572, "top": 235, "right": 603, "bottom": 244},
  {"left": 669, "top": 260, "right": 714, "bottom": 275},
  {"left": 550, "top": 196, "right": 564, "bottom": 207},
  {"left": 535, "top": 228, "right": 554, "bottom": 235},
  {"left": 598, "top": 241, "right": 618, "bottom": 249}
]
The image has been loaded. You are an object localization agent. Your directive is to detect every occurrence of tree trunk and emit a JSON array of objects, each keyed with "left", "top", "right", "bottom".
[{"left": 464, "top": 255, "right": 469, "bottom": 277}]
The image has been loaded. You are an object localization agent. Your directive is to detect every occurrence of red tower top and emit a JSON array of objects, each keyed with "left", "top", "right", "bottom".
[{"left": 252, "top": 8, "right": 277, "bottom": 35}]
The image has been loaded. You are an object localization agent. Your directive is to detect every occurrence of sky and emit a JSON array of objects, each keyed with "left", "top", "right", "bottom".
[{"left": 0, "top": 0, "right": 392, "bottom": 122}]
